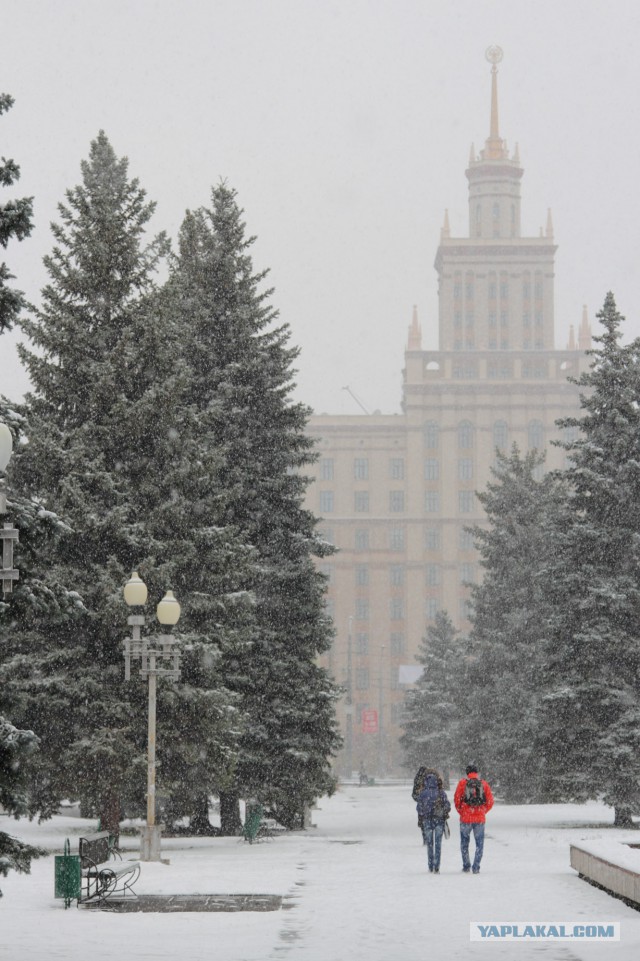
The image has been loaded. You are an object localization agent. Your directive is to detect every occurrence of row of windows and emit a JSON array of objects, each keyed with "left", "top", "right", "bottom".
[
  {"left": 320, "top": 457, "right": 405, "bottom": 481},
  {"left": 325, "top": 557, "right": 477, "bottom": 587},
  {"left": 318, "top": 528, "right": 476, "bottom": 551},
  {"left": 319, "top": 489, "right": 478, "bottom": 514},
  {"left": 454, "top": 311, "right": 544, "bottom": 326},
  {"left": 352, "top": 632, "right": 406, "bottom": 656},
  {"left": 424, "top": 420, "right": 543, "bottom": 449},
  {"left": 453, "top": 275, "right": 544, "bottom": 300}
]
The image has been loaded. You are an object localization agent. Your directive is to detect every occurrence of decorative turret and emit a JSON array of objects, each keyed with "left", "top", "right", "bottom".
[
  {"left": 567, "top": 324, "right": 576, "bottom": 350},
  {"left": 407, "top": 305, "right": 422, "bottom": 350},
  {"left": 440, "top": 209, "right": 450, "bottom": 241},
  {"left": 546, "top": 209, "right": 554, "bottom": 240},
  {"left": 578, "top": 305, "right": 592, "bottom": 351}
]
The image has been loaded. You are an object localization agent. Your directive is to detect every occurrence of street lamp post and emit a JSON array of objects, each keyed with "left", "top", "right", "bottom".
[
  {"left": 0, "top": 422, "right": 19, "bottom": 595},
  {"left": 123, "top": 572, "right": 182, "bottom": 862}
]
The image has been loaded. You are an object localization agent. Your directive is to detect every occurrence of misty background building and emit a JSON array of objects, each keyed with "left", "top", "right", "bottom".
[{"left": 305, "top": 50, "right": 592, "bottom": 778}]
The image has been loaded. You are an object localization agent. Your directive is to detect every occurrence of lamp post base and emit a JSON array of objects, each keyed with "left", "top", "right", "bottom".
[{"left": 140, "top": 824, "right": 164, "bottom": 862}]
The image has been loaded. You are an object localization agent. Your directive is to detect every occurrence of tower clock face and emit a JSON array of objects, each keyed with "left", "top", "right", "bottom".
[{"left": 485, "top": 45, "right": 503, "bottom": 65}]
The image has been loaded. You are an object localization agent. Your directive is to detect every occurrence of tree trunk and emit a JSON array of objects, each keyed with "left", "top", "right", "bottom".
[
  {"left": 219, "top": 790, "right": 243, "bottom": 836},
  {"left": 613, "top": 805, "right": 636, "bottom": 828},
  {"left": 189, "top": 794, "right": 215, "bottom": 835},
  {"left": 99, "top": 787, "right": 121, "bottom": 845}
]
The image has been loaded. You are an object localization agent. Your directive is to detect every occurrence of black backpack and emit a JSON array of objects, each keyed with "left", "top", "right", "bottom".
[{"left": 463, "top": 776, "right": 485, "bottom": 806}]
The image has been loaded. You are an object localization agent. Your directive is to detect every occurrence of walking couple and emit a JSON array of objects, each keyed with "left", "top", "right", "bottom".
[{"left": 413, "top": 764, "right": 494, "bottom": 874}]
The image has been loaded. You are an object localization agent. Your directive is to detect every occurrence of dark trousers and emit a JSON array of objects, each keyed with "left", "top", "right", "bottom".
[{"left": 421, "top": 819, "right": 445, "bottom": 871}]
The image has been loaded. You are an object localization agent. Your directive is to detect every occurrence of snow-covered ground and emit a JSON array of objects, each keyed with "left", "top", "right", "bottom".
[{"left": 3, "top": 783, "right": 640, "bottom": 960}]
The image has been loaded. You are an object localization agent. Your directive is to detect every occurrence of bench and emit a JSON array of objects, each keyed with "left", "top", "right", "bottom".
[{"left": 79, "top": 832, "right": 140, "bottom": 903}]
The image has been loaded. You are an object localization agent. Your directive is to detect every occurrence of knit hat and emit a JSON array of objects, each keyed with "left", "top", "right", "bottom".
[{"left": 466, "top": 764, "right": 479, "bottom": 775}]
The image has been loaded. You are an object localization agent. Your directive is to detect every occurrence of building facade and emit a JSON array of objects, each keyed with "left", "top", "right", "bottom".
[{"left": 306, "top": 53, "right": 591, "bottom": 778}]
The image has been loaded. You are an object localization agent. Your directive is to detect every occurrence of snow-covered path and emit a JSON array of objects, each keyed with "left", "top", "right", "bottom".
[{"left": 3, "top": 783, "right": 640, "bottom": 960}]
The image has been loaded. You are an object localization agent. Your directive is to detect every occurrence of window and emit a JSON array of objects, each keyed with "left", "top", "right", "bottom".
[
  {"left": 488, "top": 311, "right": 497, "bottom": 327},
  {"left": 390, "top": 565, "right": 404, "bottom": 587},
  {"left": 458, "top": 420, "right": 474, "bottom": 449},
  {"left": 319, "top": 458, "right": 334, "bottom": 480},
  {"left": 354, "top": 491, "right": 369, "bottom": 512},
  {"left": 356, "top": 599, "right": 369, "bottom": 620},
  {"left": 500, "top": 311, "right": 508, "bottom": 327},
  {"left": 355, "top": 565, "right": 369, "bottom": 586},
  {"left": 460, "top": 563, "right": 475, "bottom": 584},
  {"left": 389, "top": 491, "right": 405, "bottom": 513},
  {"left": 500, "top": 283, "right": 509, "bottom": 299},
  {"left": 459, "top": 598, "right": 472, "bottom": 621},
  {"left": 535, "top": 311, "right": 543, "bottom": 327},
  {"left": 425, "top": 527, "right": 440, "bottom": 550},
  {"left": 391, "top": 703, "right": 404, "bottom": 723},
  {"left": 320, "top": 563, "right": 333, "bottom": 584},
  {"left": 488, "top": 282, "right": 497, "bottom": 299},
  {"left": 319, "top": 491, "right": 334, "bottom": 513},
  {"left": 390, "top": 458, "right": 404, "bottom": 480},
  {"left": 355, "top": 632, "right": 369, "bottom": 655},
  {"left": 424, "top": 421, "right": 439, "bottom": 449},
  {"left": 426, "top": 563, "right": 441, "bottom": 587},
  {"left": 355, "top": 669, "right": 370, "bottom": 691},
  {"left": 320, "top": 527, "right": 334, "bottom": 545},
  {"left": 354, "top": 458, "right": 369, "bottom": 480},
  {"left": 459, "top": 528, "right": 474, "bottom": 550},
  {"left": 355, "top": 528, "right": 370, "bottom": 551},
  {"left": 454, "top": 282, "right": 462, "bottom": 299},
  {"left": 459, "top": 490, "right": 475, "bottom": 513},
  {"left": 523, "top": 312, "right": 531, "bottom": 327},
  {"left": 390, "top": 632, "right": 405, "bottom": 655},
  {"left": 389, "top": 665, "right": 399, "bottom": 691},
  {"left": 465, "top": 311, "right": 474, "bottom": 328},
  {"left": 390, "top": 527, "right": 405, "bottom": 551},
  {"left": 458, "top": 458, "right": 473, "bottom": 481},
  {"left": 425, "top": 491, "right": 440, "bottom": 513},
  {"left": 390, "top": 598, "right": 404, "bottom": 620},
  {"left": 493, "top": 420, "right": 508, "bottom": 451},
  {"left": 426, "top": 598, "right": 439, "bottom": 620},
  {"left": 528, "top": 420, "right": 544, "bottom": 451}
]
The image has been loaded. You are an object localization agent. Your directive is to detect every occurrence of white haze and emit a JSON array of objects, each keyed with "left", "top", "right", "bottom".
[{"left": 1, "top": 0, "right": 639, "bottom": 415}]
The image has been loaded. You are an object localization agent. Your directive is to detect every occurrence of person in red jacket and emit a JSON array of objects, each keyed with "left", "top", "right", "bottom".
[{"left": 454, "top": 764, "right": 494, "bottom": 874}]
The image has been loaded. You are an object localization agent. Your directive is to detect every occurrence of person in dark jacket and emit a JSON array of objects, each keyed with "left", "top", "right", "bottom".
[
  {"left": 416, "top": 770, "right": 451, "bottom": 873},
  {"left": 453, "top": 763, "right": 494, "bottom": 874}
]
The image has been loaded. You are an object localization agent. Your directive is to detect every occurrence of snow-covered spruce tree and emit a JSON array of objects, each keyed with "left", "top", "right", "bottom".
[
  {"left": 0, "top": 401, "right": 80, "bottom": 889},
  {"left": 168, "top": 185, "right": 341, "bottom": 831},
  {"left": 399, "top": 610, "right": 464, "bottom": 788},
  {"left": 537, "top": 292, "right": 640, "bottom": 826},
  {"left": 464, "top": 446, "right": 570, "bottom": 802},
  {"left": 11, "top": 132, "right": 174, "bottom": 838},
  {"left": 0, "top": 93, "right": 33, "bottom": 334}
]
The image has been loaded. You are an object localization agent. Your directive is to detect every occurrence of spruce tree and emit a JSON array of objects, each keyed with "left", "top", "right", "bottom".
[
  {"left": 538, "top": 292, "right": 640, "bottom": 825},
  {"left": 0, "top": 93, "right": 33, "bottom": 333},
  {"left": 465, "top": 446, "right": 570, "bottom": 801},
  {"left": 11, "top": 132, "right": 173, "bottom": 837},
  {"left": 169, "top": 185, "right": 341, "bottom": 830},
  {"left": 400, "top": 610, "right": 463, "bottom": 787}
]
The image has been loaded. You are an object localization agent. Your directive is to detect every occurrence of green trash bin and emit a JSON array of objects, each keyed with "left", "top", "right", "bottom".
[{"left": 54, "top": 838, "right": 81, "bottom": 908}]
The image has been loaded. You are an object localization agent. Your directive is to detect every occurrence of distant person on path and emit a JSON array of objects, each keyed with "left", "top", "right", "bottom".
[
  {"left": 454, "top": 763, "right": 494, "bottom": 874},
  {"left": 416, "top": 770, "right": 451, "bottom": 873}
]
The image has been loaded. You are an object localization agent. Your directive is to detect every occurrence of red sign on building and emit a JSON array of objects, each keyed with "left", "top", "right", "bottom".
[{"left": 361, "top": 709, "right": 378, "bottom": 733}]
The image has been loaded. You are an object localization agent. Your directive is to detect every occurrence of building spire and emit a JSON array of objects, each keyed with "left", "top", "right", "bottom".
[
  {"left": 578, "top": 305, "right": 592, "bottom": 350},
  {"left": 546, "top": 208, "right": 554, "bottom": 239},
  {"left": 483, "top": 46, "right": 507, "bottom": 160},
  {"left": 407, "top": 305, "right": 422, "bottom": 350},
  {"left": 440, "top": 209, "right": 450, "bottom": 240}
]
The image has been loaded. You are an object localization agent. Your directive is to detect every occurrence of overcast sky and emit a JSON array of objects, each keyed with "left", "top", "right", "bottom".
[{"left": 1, "top": 0, "right": 640, "bottom": 416}]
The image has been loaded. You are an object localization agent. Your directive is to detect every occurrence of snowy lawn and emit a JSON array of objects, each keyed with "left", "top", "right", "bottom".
[{"left": 2, "top": 783, "right": 640, "bottom": 960}]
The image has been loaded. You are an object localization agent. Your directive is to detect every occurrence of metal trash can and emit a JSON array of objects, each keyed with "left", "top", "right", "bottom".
[{"left": 54, "top": 838, "right": 81, "bottom": 908}]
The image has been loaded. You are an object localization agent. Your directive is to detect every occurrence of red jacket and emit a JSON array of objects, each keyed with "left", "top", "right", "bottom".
[{"left": 454, "top": 774, "right": 494, "bottom": 824}]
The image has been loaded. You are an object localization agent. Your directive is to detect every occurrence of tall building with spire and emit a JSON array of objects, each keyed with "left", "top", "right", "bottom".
[{"left": 305, "top": 50, "right": 591, "bottom": 778}]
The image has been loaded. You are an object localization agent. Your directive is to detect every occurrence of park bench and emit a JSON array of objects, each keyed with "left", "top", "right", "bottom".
[{"left": 79, "top": 831, "right": 140, "bottom": 903}]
